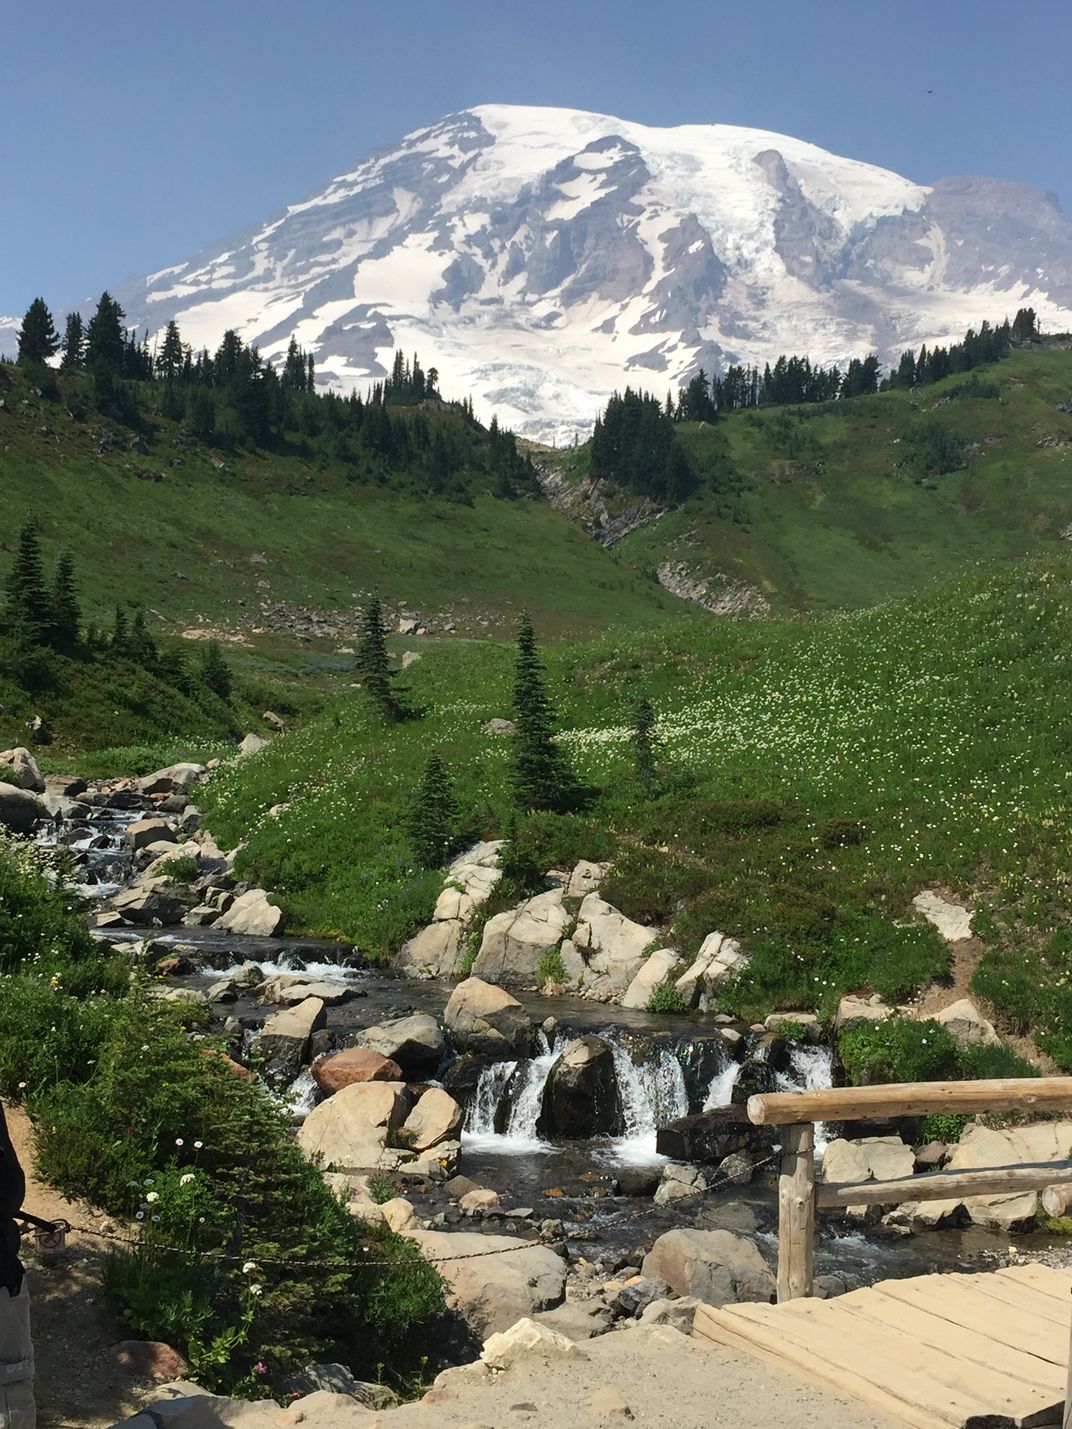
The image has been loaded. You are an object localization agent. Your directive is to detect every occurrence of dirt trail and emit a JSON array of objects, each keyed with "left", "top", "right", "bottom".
[{"left": 4, "top": 1102, "right": 154, "bottom": 1429}]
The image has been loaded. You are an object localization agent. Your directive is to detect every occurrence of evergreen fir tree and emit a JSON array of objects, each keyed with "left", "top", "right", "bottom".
[
  {"left": 406, "top": 753, "right": 460, "bottom": 866},
  {"left": 508, "top": 613, "right": 581, "bottom": 812},
  {"left": 16, "top": 298, "right": 60, "bottom": 366},
  {"left": 51, "top": 551, "right": 80, "bottom": 651},
  {"left": 356, "top": 596, "right": 409, "bottom": 721},
  {"left": 155, "top": 320, "right": 184, "bottom": 380},
  {"left": 631, "top": 698, "right": 658, "bottom": 799},
  {"left": 85, "top": 291, "right": 127, "bottom": 376},
  {"left": 60, "top": 312, "right": 84, "bottom": 371},
  {"left": 200, "top": 640, "right": 232, "bottom": 700},
  {"left": 110, "top": 605, "right": 128, "bottom": 651},
  {"left": 129, "top": 608, "right": 157, "bottom": 665},
  {"left": 4, "top": 521, "right": 54, "bottom": 645}
]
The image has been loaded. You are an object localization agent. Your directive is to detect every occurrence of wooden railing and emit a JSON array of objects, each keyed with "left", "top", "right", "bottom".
[{"left": 746, "top": 1076, "right": 1072, "bottom": 1304}]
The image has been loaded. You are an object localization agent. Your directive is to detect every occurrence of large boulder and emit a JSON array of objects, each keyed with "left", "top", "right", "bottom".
[
  {"left": 655, "top": 1107, "right": 758, "bottom": 1164},
  {"left": 258, "top": 997, "right": 326, "bottom": 1082},
  {"left": 298, "top": 1081, "right": 410, "bottom": 1172},
  {"left": 642, "top": 1228, "right": 774, "bottom": 1307},
  {"left": 621, "top": 948, "right": 682, "bottom": 1010},
  {"left": 0, "top": 747, "right": 44, "bottom": 792},
  {"left": 109, "top": 880, "right": 192, "bottom": 925},
  {"left": 443, "top": 977, "right": 531, "bottom": 1058},
  {"left": 137, "top": 763, "right": 207, "bottom": 796},
  {"left": 435, "top": 840, "right": 504, "bottom": 922},
  {"left": 356, "top": 1013, "right": 444, "bottom": 1076},
  {"left": 396, "top": 919, "right": 466, "bottom": 979},
  {"left": 572, "top": 895, "right": 661, "bottom": 996},
  {"left": 675, "top": 933, "right": 748, "bottom": 1009},
  {"left": 215, "top": 888, "right": 283, "bottom": 937},
  {"left": 311, "top": 1048, "right": 403, "bottom": 1094},
  {"left": 237, "top": 733, "right": 269, "bottom": 757},
  {"left": 834, "top": 993, "right": 891, "bottom": 1032},
  {"left": 565, "top": 860, "right": 610, "bottom": 899},
  {"left": 935, "top": 998, "right": 1000, "bottom": 1047},
  {"left": 406, "top": 1229, "right": 566, "bottom": 1336},
  {"left": 0, "top": 783, "right": 45, "bottom": 833},
  {"left": 896, "top": 1120, "right": 1072, "bottom": 1230},
  {"left": 537, "top": 1035, "right": 619, "bottom": 1138},
  {"left": 401, "top": 1088, "right": 463, "bottom": 1151},
  {"left": 125, "top": 818, "right": 178, "bottom": 852},
  {"left": 822, "top": 1136, "right": 915, "bottom": 1216},
  {"left": 472, "top": 888, "right": 571, "bottom": 984}
]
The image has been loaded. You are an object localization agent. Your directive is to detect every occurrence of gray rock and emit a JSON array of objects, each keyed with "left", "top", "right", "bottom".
[
  {"left": 472, "top": 887, "right": 571, "bottom": 984},
  {"left": 215, "top": 888, "right": 283, "bottom": 937},
  {"left": 443, "top": 977, "right": 531, "bottom": 1057},
  {"left": 642, "top": 1228, "right": 775, "bottom": 1307},
  {"left": 0, "top": 782, "right": 45, "bottom": 833},
  {"left": 408, "top": 1230, "right": 566, "bottom": 1336},
  {"left": 125, "top": 818, "right": 177, "bottom": 852},
  {"left": 0, "top": 747, "right": 44, "bottom": 792},
  {"left": 653, "top": 1163, "right": 707, "bottom": 1206},
  {"left": 538, "top": 1035, "right": 619, "bottom": 1138},
  {"left": 356, "top": 1013, "right": 444, "bottom": 1076},
  {"left": 237, "top": 732, "right": 269, "bottom": 757},
  {"left": 258, "top": 997, "right": 326, "bottom": 1082},
  {"left": 136, "top": 763, "right": 206, "bottom": 796},
  {"left": 614, "top": 1276, "right": 668, "bottom": 1318},
  {"left": 621, "top": 947, "right": 682, "bottom": 1010}
]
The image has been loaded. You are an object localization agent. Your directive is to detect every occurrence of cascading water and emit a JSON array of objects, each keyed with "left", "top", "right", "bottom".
[
  {"left": 464, "top": 1031, "right": 564, "bottom": 1153},
  {"left": 608, "top": 1040, "right": 689, "bottom": 1164},
  {"left": 703, "top": 1055, "right": 742, "bottom": 1110},
  {"left": 775, "top": 1044, "right": 834, "bottom": 1154}
]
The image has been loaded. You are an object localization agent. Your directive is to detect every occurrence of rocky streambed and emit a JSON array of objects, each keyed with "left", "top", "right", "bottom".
[{"left": 11, "top": 751, "right": 1070, "bottom": 1354}]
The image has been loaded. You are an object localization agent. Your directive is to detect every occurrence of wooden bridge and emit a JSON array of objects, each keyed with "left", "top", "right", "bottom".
[{"left": 694, "top": 1077, "right": 1072, "bottom": 1428}]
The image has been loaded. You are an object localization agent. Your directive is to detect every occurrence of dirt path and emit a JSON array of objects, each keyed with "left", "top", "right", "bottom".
[{"left": 4, "top": 1102, "right": 155, "bottom": 1429}]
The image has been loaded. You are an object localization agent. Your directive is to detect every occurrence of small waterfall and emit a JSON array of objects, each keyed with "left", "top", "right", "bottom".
[
  {"left": 281, "top": 1069, "right": 319, "bottom": 1121},
  {"left": 464, "top": 1060, "right": 518, "bottom": 1135},
  {"left": 609, "top": 1040, "right": 688, "bottom": 1164},
  {"left": 703, "top": 1057, "right": 742, "bottom": 1110},
  {"left": 775, "top": 1044, "right": 834, "bottom": 1155},
  {"left": 463, "top": 1031, "right": 562, "bottom": 1153}
]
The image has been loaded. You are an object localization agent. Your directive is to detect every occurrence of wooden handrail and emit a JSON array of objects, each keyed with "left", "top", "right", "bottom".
[
  {"left": 755, "top": 1076, "right": 1072, "bottom": 1306},
  {"left": 748, "top": 1076, "right": 1072, "bottom": 1126}
]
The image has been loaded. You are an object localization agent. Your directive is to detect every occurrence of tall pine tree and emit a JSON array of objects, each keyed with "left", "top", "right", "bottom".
[
  {"left": 200, "top": 640, "right": 232, "bottom": 700},
  {"left": 631, "top": 698, "right": 658, "bottom": 799},
  {"left": 406, "top": 753, "right": 460, "bottom": 866},
  {"left": 356, "top": 596, "right": 410, "bottom": 721},
  {"left": 60, "top": 312, "right": 84, "bottom": 371},
  {"left": 16, "top": 298, "right": 60, "bottom": 366},
  {"left": 508, "top": 613, "right": 581, "bottom": 812},
  {"left": 85, "top": 291, "right": 127, "bottom": 376},
  {"left": 51, "top": 552, "right": 80, "bottom": 651},
  {"left": 4, "top": 522, "right": 54, "bottom": 646}
]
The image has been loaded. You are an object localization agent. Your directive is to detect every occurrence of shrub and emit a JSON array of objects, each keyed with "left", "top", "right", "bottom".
[
  {"left": 959, "top": 1042, "right": 1040, "bottom": 1080},
  {"left": 600, "top": 846, "right": 709, "bottom": 926},
  {"left": 159, "top": 853, "right": 199, "bottom": 883},
  {"left": 536, "top": 947, "right": 567, "bottom": 985},
  {"left": 919, "top": 1113, "right": 966, "bottom": 1144},
  {"left": 838, "top": 1019, "right": 961, "bottom": 1085},
  {"left": 646, "top": 980, "right": 686, "bottom": 1015}
]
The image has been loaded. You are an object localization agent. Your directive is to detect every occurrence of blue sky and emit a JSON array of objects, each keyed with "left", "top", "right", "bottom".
[{"left": 4, "top": 0, "right": 1070, "bottom": 315}]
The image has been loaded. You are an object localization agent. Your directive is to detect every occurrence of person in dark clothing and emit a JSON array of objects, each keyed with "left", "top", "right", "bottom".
[
  {"left": 0, "top": 1109, "right": 25, "bottom": 1296},
  {"left": 0, "top": 1106, "right": 33, "bottom": 1428}
]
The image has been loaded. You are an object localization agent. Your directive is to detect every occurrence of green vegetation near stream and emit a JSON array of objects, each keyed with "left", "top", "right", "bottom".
[
  {"left": 0, "top": 833, "right": 445, "bottom": 1396},
  {"left": 202, "top": 555, "right": 1072, "bottom": 1065}
]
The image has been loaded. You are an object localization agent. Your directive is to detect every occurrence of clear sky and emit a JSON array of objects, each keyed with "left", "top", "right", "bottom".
[{"left": 3, "top": 0, "right": 1070, "bottom": 316}]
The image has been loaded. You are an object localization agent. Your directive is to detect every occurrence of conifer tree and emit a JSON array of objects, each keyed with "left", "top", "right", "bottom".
[
  {"left": 4, "top": 522, "right": 53, "bottom": 645},
  {"left": 200, "top": 640, "right": 232, "bottom": 700},
  {"left": 631, "top": 698, "right": 658, "bottom": 799},
  {"left": 51, "top": 552, "right": 80, "bottom": 651},
  {"left": 16, "top": 298, "right": 60, "bottom": 366},
  {"left": 129, "top": 608, "right": 157, "bottom": 665},
  {"left": 110, "top": 605, "right": 128, "bottom": 651},
  {"left": 356, "top": 596, "right": 410, "bottom": 721},
  {"left": 508, "top": 613, "right": 581, "bottom": 812},
  {"left": 60, "top": 313, "right": 84, "bottom": 371},
  {"left": 85, "top": 291, "right": 127, "bottom": 376},
  {"left": 406, "top": 753, "right": 460, "bottom": 867},
  {"left": 155, "top": 320, "right": 184, "bottom": 380}
]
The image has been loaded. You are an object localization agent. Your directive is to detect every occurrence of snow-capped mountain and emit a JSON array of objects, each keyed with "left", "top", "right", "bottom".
[{"left": 79, "top": 107, "right": 1072, "bottom": 439}]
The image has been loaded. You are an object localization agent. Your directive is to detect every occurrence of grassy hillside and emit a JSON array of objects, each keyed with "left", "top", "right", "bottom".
[
  {"left": 201, "top": 554, "right": 1072, "bottom": 1067},
  {"left": 0, "top": 363, "right": 679, "bottom": 641},
  {"left": 555, "top": 348, "right": 1072, "bottom": 613}
]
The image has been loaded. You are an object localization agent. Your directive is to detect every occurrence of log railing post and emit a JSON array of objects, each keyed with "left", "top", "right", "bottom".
[{"left": 777, "top": 1121, "right": 815, "bottom": 1303}]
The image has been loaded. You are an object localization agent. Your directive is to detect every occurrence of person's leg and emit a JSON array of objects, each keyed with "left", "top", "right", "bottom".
[{"left": 0, "top": 1285, "right": 34, "bottom": 1429}]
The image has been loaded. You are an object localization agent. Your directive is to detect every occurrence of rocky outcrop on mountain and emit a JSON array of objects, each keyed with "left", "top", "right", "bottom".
[{"left": 656, "top": 561, "right": 770, "bottom": 619}]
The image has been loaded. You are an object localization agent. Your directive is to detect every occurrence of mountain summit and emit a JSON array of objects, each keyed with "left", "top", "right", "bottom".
[{"left": 111, "top": 105, "right": 1072, "bottom": 441}]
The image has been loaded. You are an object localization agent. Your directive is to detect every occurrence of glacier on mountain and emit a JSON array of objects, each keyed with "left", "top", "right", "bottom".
[{"left": 28, "top": 106, "right": 1072, "bottom": 441}]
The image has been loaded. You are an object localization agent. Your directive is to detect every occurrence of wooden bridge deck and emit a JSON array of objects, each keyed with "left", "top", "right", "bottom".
[{"left": 694, "top": 1262, "right": 1071, "bottom": 1429}]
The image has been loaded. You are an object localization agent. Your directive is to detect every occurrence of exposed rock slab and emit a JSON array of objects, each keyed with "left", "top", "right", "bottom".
[
  {"left": 298, "top": 1081, "right": 410, "bottom": 1172},
  {"left": 406, "top": 1229, "right": 566, "bottom": 1336},
  {"left": 473, "top": 887, "right": 571, "bottom": 984},
  {"left": 356, "top": 1013, "right": 444, "bottom": 1076},
  {"left": 621, "top": 947, "right": 682, "bottom": 1009},
  {"left": 443, "top": 977, "right": 531, "bottom": 1057},
  {"left": 642, "top": 1228, "right": 774, "bottom": 1307},
  {"left": 912, "top": 888, "right": 974, "bottom": 941}
]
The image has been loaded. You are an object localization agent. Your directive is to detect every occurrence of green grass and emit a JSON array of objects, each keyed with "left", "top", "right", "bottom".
[
  {"left": 557, "top": 348, "right": 1072, "bottom": 614},
  {"left": 200, "top": 553, "right": 1072, "bottom": 1065},
  {"left": 0, "top": 364, "right": 679, "bottom": 642}
]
